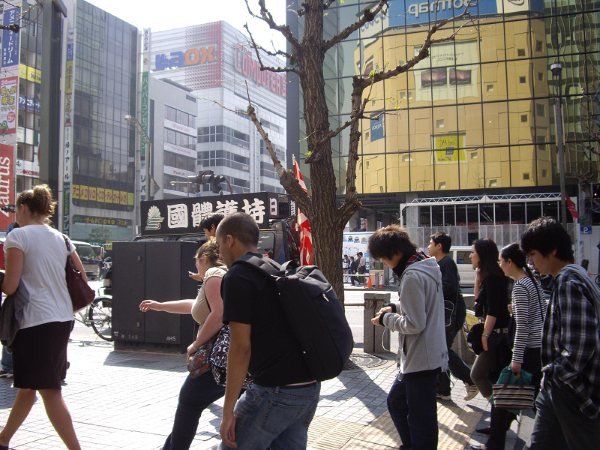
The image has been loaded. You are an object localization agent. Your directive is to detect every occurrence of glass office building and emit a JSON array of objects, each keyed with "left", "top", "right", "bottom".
[
  {"left": 63, "top": 0, "right": 138, "bottom": 242},
  {"left": 289, "top": 0, "right": 600, "bottom": 240}
]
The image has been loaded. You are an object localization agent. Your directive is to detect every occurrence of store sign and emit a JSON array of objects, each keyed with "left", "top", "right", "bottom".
[
  {"left": 155, "top": 46, "right": 215, "bottom": 71},
  {"left": 1, "top": 7, "right": 20, "bottom": 68},
  {"left": 18, "top": 64, "right": 42, "bottom": 84},
  {"left": 233, "top": 45, "right": 287, "bottom": 98},
  {"left": 370, "top": 114, "right": 384, "bottom": 141},
  {"left": 19, "top": 95, "right": 40, "bottom": 113},
  {"left": 141, "top": 193, "right": 292, "bottom": 236},
  {"left": 0, "top": 144, "right": 14, "bottom": 230}
]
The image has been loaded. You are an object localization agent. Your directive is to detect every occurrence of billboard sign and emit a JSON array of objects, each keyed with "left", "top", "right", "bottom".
[
  {"left": 233, "top": 44, "right": 287, "bottom": 98},
  {"left": 140, "top": 193, "right": 293, "bottom": 236},
  {"left": 155, "top": 46, "right": 215, "bottom": 71},
  {"left": 1, "top": 6, "right": 20, "bottom": 68},
  {"left": 0, "top": 76, "right": 18, "bottom": 135},
  {"left": 0, "top": 144, "right": 15, "bottom": 230}
]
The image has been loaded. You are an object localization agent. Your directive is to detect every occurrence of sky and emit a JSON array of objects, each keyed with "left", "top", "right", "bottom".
[{"left": 85, "top": 0, "right": 287, "bottom": 50}]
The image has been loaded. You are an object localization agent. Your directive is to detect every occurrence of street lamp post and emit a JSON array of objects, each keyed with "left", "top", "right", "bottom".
[
  {"left": 125, "top": 114, "right": 156, "bottom": 200},
  {"left": 551, "top": 62, "right": 568, "bottom": 227}
]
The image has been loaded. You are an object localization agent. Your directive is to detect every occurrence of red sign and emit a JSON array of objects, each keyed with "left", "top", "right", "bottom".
[
  {"left": 0, "top": 144, "right": 15, "bottom": 229},
  {"left": 234, "top": 45, "right": 286, "bottom": 98}
]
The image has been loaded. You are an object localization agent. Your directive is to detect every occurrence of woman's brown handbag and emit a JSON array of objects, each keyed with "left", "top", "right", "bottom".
[{"left": 63, "top": 235, "right": 95, "bottom": 311}]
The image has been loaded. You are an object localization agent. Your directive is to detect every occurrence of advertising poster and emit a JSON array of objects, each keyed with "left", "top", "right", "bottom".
[
  {"left": 1, "top": 6, "right": 20, "bottom": 68},
  {"left": 0, "top": 144, "right": 15, "bottom": 230},
  {"left": 0, "top": 76, "right": 18, "bottom": 135}
]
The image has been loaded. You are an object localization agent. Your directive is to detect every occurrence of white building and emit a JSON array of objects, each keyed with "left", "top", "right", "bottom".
[
  {"left": 149, "top": 77, "right": 197, "bottom": 199},
  {"left": 149, "top": 21, "right": 286, "bottom": 195}
]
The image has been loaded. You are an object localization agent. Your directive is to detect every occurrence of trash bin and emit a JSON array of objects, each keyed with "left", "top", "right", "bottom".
[{"left": 363, "top": 292, "right": 391, "bottom": 354}]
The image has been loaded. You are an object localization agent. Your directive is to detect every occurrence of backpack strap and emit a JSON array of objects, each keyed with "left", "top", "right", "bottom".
[{"left": 235, "top": 254, "right": 282, "bottom": 278}]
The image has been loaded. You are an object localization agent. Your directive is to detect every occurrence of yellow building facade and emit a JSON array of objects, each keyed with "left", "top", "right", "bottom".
[{"left": 356, "top": 15, "right": 555, "bottom": 194}]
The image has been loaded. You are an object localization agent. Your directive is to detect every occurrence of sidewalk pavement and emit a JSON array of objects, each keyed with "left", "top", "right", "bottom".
[{"left": 0, "top": 334, "right": 533, "bottom": 449}]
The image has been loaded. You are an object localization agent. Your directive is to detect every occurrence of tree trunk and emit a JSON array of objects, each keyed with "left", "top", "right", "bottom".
[{"left": 311, "top": 208, "right": 345, "bottom": 303}]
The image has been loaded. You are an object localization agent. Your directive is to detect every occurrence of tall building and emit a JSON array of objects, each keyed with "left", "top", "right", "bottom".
[
  {"left": 288, "top": 0, "right": 600, "bottom": 248},
  {"left": 62, "top": 0, "right": 138, "bottom": 242},
  {"left": 149, "top": 21, "right": 287, "bottom": 195},
  {"left": 0, "top": 0, "right": 66, "bottom": 231},
  {"left": 149, "top": 77, "right": 197, "bottom": 199}
]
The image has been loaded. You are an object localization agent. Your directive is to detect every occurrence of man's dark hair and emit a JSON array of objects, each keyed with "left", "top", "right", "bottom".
[
  {"left": 368, "top": 225, "right": 417, "bottom": 260},
  {"left": 521, "top": 216, "right": 574, "bottom": 262},
  {"left": 430, "top": 231, "right": 452, "bottom": 253},
  {"left": 216, "top": 212, "right": 259, "bottom": 246},
  {"left": 357, "top": 252, "right": 363, "bottom": 257},
  {"left": 199, "top": 213, "right": 224, "bottom": 231}
]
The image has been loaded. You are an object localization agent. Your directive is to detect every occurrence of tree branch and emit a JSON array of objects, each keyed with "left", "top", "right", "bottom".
[
  {"left": 244, "top": 82, "right": 312, "bottom": 215},
  {"left": 244, "top": 0, "right": 301, "bottom": 51},
  {"left": 244, "top": 24, "right": 299, "bottom": 75},
  {"left": 324, "top": 0, "right": 388, "bottom": 50}
]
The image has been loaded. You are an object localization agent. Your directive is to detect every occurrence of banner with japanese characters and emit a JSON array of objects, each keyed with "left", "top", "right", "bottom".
[{"left": 140, "top": 193, "right": 293, "bottom": 236}]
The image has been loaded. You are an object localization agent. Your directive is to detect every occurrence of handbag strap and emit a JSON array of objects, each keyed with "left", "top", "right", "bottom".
[{"left": 62, "top": 234, "right": 72, "bottom": 252}]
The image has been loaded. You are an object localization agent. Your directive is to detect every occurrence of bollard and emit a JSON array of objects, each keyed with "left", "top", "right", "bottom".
[{"left": 364, "top": 292, "right": 391, "bottom": 354}]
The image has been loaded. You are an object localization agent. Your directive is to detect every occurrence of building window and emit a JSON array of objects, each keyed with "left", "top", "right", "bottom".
[
  {"left": 436, "top": 119, "right": 444, "bottom": 129},
  {"left": 535, "top": 104, "right": 545, "bottom": 117},
  {"left": 537, "top": 72, "right": 543, "bottom": 81},
  {"left": 521, "top": 114, "right": 528, "bottom": 123},
  {"left": 535, "top": 40, "right": 543, "bottom": 52},
  {"left": 519, "top": 76, "right": 526, "bottom": 83},
  {"left": 517, "top": 48, "right": 526, "bottom": 57}
]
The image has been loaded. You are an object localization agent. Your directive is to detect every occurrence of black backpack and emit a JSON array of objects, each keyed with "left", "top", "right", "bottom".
[{"left": 235, "top": 255, "right": 354, "bottom": 381}]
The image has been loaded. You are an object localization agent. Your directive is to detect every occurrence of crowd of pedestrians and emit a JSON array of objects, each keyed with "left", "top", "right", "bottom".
[{"left": 1, "top": 184, "right": 599, "bottom": 450}]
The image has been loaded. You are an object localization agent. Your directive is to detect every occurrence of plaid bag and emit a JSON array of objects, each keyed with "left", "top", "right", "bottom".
[
  {"left": 492, "top": 366, "right": 535, "bottom": 412},
  {"left": 209, "top": 325, "right": 252, "bottom": 388}
]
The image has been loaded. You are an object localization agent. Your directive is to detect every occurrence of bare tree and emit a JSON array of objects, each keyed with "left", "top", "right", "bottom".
[{"left": 243, "top": 0, "right": 470, "bottom": 302}]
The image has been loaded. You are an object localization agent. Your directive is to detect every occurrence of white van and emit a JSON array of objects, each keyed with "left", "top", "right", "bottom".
[
  {"left": 450, "top": 246, "right": 476, "bottom": 288},
  {"left": 71, "top": 240, "right": 99, "bottom": 280}
]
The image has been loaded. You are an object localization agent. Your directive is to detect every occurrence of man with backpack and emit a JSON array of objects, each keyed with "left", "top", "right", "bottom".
[
  {"left": 427, "top": 232, "right": 478, "bottom": 402},
  {"left": 216, "top": 213, "right": 320, "bottom": 450},
  {"left": 521, "top": 217, "right": 600, "bottom": 450}
]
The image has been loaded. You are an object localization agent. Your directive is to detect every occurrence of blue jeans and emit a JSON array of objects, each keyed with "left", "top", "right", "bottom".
[
  {"left": 1, "top": 346, "right": 13, "bottom": 372},
  {"left": 219, "top": 382, "right": 320, "bottom": 450},
  {"left": 388, "top": 368, "right": 439, "bottom": 450},
  {"left": 162, "top": 371, "right": 225, "bottom": 450},
  {"left": 529, "top": 380, "right": 600, "bottom": 450}
]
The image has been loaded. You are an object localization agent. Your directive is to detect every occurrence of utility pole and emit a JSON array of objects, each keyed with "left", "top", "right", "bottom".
[{"left": 551, "top": 62, "right": 568, "bottom": 227}]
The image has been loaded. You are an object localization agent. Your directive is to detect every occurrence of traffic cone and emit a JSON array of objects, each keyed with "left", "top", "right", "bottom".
[{"left": 367, "top": 274, "right": 373, "bottom": 289}]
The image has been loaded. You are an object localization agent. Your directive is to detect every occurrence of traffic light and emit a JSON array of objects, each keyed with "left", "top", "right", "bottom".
[{"left": 209, "top": 175, "right": 227, "bottom": 193}]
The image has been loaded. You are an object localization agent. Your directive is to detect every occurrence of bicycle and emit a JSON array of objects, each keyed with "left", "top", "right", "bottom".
[{"left": 73, "top": 295, "right": 112, "bottom": 341}]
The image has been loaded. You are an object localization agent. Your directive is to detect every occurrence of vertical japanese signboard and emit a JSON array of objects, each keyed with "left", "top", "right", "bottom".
[
  {"left": 0, "top": 1, "right": 21, "bottom": 231},
  {"left": 140, "top": 28, "right": 151, "bottom": 201},
  {"left": 63, "top": 24, "right": 76, "bottom": 235}
]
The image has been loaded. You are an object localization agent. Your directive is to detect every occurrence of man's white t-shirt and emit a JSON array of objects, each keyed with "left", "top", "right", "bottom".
[{"left": 4, "top": 224, "right": 75, "bottom": 329}]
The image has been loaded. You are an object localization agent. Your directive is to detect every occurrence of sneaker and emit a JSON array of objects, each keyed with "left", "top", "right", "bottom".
[
  {"left": 464, "top": 383, "right": 478, "bottom": 401},
  {"left": 0, "top": 370, "right": 13, "bottom": 379},
  {"left": 436, "top": 392, "right": 451, "bottom": 401}
]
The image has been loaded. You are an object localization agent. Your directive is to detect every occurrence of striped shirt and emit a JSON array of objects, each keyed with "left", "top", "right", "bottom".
[
  {"left": 511, "top": 276, "right": 545, "bottom": 364},
  {"left": 543, "top": 264, "right": 600, "bottom": 419}
]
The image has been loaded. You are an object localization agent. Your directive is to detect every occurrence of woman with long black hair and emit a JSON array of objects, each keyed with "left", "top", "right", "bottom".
[
  {"left": 471, "top": 243, "right": 545, "bottom": 449},
  {"left": 469, "top": 239, "right": 511, "bottom": 401}
]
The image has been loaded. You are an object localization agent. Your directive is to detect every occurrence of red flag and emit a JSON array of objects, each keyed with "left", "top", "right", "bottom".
[
  {"left": 293, "top": 156, "right": 313, "bottom": 265},
  {"left": 566, "top": 195, "right": 579, "bottom": 220}
]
